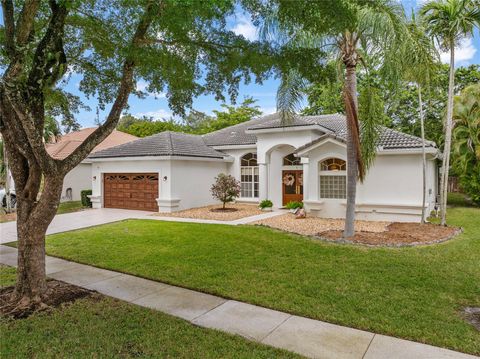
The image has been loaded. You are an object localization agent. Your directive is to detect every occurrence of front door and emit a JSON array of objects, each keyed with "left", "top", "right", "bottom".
[{"left": 282, "top": 170, "right": 303, "bottom": 206}]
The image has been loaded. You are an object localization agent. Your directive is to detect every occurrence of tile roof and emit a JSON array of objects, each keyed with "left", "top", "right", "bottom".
[
  {"left": 89, "top": 113, "right": 437, "bottom": 160},
  {"left": 46, "top": 128, "right": 138, "bottom": 160},
  {"left": 204, "top": 112, "right": 436, "bottom": 150},
  {"left": 89, "top": 131, "right": 228, "bottom": 159}
]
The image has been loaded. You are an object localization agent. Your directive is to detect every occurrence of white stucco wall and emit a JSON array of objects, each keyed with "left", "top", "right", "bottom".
[
  {"left": 301, "top": 139, "right": 438, "bottom": 222},
  {"left": 61, "top": 163, "right": 92, "bottom": 202},
  {"left": 171, "top": 159, "right": 228, "bottom": 210}
]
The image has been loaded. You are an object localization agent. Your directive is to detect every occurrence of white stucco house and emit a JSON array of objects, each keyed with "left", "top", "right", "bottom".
[
  {"left": 46, "top": 128, "right": 138, "bottom": 202},
  {"left": 88, "top": 113, "right": 440, "bottom": 222}
]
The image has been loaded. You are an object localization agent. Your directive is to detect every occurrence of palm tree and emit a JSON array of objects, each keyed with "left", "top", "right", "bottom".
[
  {"left": 399, "top": 13, "right": 439, "bottom": 223},
  {"left": 452, "top": 83, "right": 480, "bottom": 203},
  {"left": 420, "top": 0, "right": 480, "bottom": 225},
  {"left": 261, "top": 0, "right": 407, "bottom": 237}
]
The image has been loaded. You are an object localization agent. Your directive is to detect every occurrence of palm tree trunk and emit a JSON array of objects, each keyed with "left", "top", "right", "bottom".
[
  {"left": 344, "top": 65, "right": 358, "bottom": 238},
  {"left": 418, "top": 85, "right": 427, "bottom": 223},
  {"left": 440, "top": 42, "right": 455, "bottom": 226}
]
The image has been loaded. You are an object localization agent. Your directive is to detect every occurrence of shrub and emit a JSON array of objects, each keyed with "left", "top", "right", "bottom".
[
  {"left": 210, "top": 174, "right": 241, "bottom": 209},
  {"left": 286, "top": 201, "right": 303, "bottom": 210},
  {"left": 81, "top": 190, "right": 92, "bottom": 208},
  {"left": 259, "top": 199, "right": 273, "bottom": 209}
]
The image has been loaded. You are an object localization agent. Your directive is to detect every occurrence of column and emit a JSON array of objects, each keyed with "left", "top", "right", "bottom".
[
  {"left": 301, "top": 157, "right": 309, "bottom": 200},
  {"left": 259, "top": 163, "right": 268, "bottom": 200}
]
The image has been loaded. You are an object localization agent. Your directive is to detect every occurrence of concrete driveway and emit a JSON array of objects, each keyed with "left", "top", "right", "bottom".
[{"left": 0, "top": 208, "right": 152, "bottom": 244}]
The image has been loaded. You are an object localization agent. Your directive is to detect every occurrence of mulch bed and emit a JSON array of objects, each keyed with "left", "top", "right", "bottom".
[
  {"left": 0, "top": 280, "right": 93, "bottom": 319},
  {"left": 319, "top": 222, "right": 461, "bottom": 246}
]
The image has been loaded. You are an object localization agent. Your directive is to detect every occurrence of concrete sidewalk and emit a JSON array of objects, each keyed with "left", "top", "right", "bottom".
[
  {"left": 1, "top": 245, "right": 475, "bottom": 359},
  {"left": 0, "top": 208, "right": 285, "bottom": 244}
]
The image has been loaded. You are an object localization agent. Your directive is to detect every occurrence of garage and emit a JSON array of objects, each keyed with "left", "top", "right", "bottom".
[{"left": 103, "top": 173, "right": 159, "bottom": 211}]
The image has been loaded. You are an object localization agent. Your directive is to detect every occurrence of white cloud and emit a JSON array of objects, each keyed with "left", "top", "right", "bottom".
[
  {"left": 134, "top": 109, "right": 171, "bottom": 120},
  {"left": 260, "top": 107, "right": 277, "bottom": 115},
  {"left": 136, "top": 81, "right": 166, "bottom": 98},
  {"left": 440, "top": 38, "right": 477, "bottom": 65},
  {"left": 232, "top": 14, "right": 257, "bottom": 41}
]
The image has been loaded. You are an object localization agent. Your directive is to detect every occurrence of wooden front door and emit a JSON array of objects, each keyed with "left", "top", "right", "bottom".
[
  {"left": 104, "top": 173, "right": 159, "bottom": 211},
  {"left": 282, "top": 170, "right": 303, "bottom": 206}
]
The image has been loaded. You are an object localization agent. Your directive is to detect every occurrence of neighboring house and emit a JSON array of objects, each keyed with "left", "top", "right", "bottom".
[
  {"left": 88, "top": 113, "right": 439, "bottom": 222},
  {"left": 46, "top": 128, "right": 138, "bottom": 202}
]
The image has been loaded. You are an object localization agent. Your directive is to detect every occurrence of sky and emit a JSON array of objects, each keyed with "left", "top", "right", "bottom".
[{"left": 3, "top": 1, "right": 479, "bottom": 129}]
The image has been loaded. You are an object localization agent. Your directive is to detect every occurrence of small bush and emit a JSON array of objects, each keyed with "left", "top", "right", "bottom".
[
  {"left": 210, "top": 174, "right": 241, "bottom": 209},
  {"left": 259, "top": 199, "right": 273, "bottom": 209},
  {"left": 286, "top": 201, "right": 303, "bottom": 210},
  {"left": 81, "top": 190, "right": 92, "bottom": 208}
]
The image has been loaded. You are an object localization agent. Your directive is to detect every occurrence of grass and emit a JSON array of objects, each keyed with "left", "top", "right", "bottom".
[
  {"left": 56, "top": 200, "right": 87, "bottom": 214},
  {"left": 0, "top": 266, "right": 297, "bottom": 358},
  {"left": 447, "top": 192, "right": 477, "bottom": 208},
  {"left": 0, "top": 200, "right": 87, "bottom": 223},
  {"left": 38, "top": 206, "right": 480, "bottom": 355},
  {"left": 0, "top": 265, "right": 16, "bottom": 287}
]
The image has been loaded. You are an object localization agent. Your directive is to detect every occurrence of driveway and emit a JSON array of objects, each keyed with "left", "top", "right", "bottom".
[
  {"left": 0, "top": 208, "right": 151, "bottom": 244},
  {"left": 0, "top": 208, "right": 285, "bottom": 244}
]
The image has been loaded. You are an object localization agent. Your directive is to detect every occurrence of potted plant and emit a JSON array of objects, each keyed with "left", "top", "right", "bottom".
[
  {"left": 286, "top": 201, "right": 303, "bottom": 213},
  {"left": 259, "top": 199, "right": 273, "bottom": 211}
]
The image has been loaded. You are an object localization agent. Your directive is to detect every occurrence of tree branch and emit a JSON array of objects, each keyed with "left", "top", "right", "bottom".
[
  {"left": 28, "top": 0, "right": 69, "bottom": 94},
  {"left": 15, "top": 0, "right": 41, "bottom": 47},
  {"left": 1, "top": 0, "right": 16, "bottom": 59},
  {"left": 61, "top": 1, "right": 157, "bottom": 173}
]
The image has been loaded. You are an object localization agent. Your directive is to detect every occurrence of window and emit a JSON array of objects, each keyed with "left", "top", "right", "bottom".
[
  {"left": 319, "top": 158, "right": 346, "bottom": 199},
  {"left": 240, "top": 153, "right": 259, "bottom": 198},
  {"left": 283, "top": 153, "right": 301, "bottom": 166}
]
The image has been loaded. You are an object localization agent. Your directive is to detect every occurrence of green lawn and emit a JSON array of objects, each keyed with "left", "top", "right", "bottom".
[
  {"left": 0, "top": 266, "right": 297, "bottom": 358},
  {"left": 0, "top": 200, "right": 86, "bottom": 223},
  {"left": 37, "top": 206, "right": 480, "bottom": 355},
  {"left": 57, "top": 200, "right": 87, "bottom": 214}
]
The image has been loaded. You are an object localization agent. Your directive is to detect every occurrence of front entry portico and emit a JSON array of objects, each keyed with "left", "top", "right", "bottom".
[{"left": 282, "top": 170, "right": 303, "bottom": 205}]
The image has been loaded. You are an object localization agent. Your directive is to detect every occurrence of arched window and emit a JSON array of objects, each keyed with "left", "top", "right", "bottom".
[
  {"left": 319, "top": 158, "right": 346, "bottom": 199},
  {"left": 240, "top": 153, "right": 259, "bottom": 198},
  {"left": 283, "top": 153, "right": 301, "bottom": 166}
]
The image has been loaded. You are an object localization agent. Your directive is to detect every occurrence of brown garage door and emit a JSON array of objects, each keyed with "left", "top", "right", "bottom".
[{"left": 104, "top": 173, "right": 159, "bottom": 211}]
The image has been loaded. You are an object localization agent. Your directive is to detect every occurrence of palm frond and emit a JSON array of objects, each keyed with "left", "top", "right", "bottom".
[{"left": 276, "top": 69, "right": 308, "bottom": 123}]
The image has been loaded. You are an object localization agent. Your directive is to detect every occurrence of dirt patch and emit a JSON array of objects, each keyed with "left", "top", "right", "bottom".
[
  {"left": 0, "top": 280, "right": 93, "bottom": 319},
  {"left": 155, "top": 203, "right": 262, "bottom": 221},
  {"left": 319, "top": 222, "right": 461, "bottom": 246},
  {"left": 463, "top": 307, "right": 480, "bottom": 331},
  {"left": 252, "top": 213, "right": 389, "bottom": 236}
]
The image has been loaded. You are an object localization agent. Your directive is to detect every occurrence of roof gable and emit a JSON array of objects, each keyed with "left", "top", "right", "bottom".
[{"left": 89, "top": 131, "right": 227, "bottom": 159}]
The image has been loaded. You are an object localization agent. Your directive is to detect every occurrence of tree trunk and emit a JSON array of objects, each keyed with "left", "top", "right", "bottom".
[
  {"left": 14, "top": 175, "right": 63, "bottom": 305},
  {"left": 343, "top": 65, "right": 358, "bottom": 238},
  {"left": 440, "top": 43, "right": 455, "bottom": 226},
  {"left": 418, "top": 85, "right": 427, "bottom": 224}
]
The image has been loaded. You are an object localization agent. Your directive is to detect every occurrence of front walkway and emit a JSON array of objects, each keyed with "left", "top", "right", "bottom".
[
  {"left": 0, "top": 208, "right": 285, "bottom": 244},
  {"left": 0, "top": 245, "right": 474, "bottom": 359}
]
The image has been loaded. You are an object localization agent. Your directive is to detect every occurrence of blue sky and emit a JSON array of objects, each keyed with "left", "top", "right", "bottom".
[{"left": 3, "top": 1, "right": 479, "bottom": 129}]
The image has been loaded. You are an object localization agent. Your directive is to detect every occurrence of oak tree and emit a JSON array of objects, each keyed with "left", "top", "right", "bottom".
[{"left": 0, "top": 0, "right": 272, "bottom": 310}]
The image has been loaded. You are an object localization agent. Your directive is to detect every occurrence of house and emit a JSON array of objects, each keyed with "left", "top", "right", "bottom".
[
  {"left": 88, "top": 113, "right": 439, "bottom": 222},
  {"left": 46, "top": 128, "right": 138, "bottom": 202}
]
